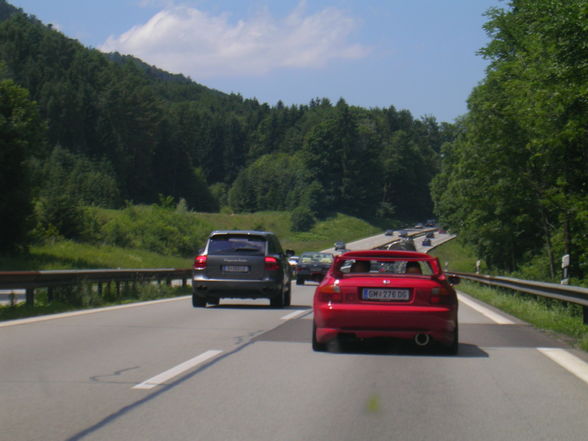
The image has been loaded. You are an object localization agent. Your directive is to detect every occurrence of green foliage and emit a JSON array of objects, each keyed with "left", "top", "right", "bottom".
[
  {"left": 290, "top": 206, "right": 315, "bottom": 232},
  {"left": 89, "top": 205, "right": 214, "bottom": 257},
  {"left": 431, "top": 0, "right": 588, "bottom": 276},
  {"left": 32, "top": 146, "right": 120, "bottom": 207},
  {"left": 0, "top": 79, "right": 46, "bottom": 252},
  {"left": 33, "top": 192, "right": 86, "bottom": 240},
  {"left": 429, "top": 237, "right": 486, "bottom": 274},
  {"left": 0, "top": 5, "right": 451, "bottom": 254},
  {"left": 228, "top": 153, "right": 311, "bottom": 213}
]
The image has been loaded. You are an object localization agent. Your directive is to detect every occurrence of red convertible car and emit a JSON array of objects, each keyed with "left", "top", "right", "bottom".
[{"left": 312, "top": 250, "right": 459, "bottom": 354}]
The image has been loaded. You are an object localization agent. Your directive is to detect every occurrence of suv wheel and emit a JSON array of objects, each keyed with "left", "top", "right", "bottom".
[
  {"left": 192, "top": 293, "right": 207, "bottom": 308},
  {"left": 284, "top": 283, "right": 291, "bottom": 306},
  {"left": 270, "top": 288, "right": 285, "bottom": 308},
  {"left": 296, "top": 277, "right": 304, "bottom": 285}
]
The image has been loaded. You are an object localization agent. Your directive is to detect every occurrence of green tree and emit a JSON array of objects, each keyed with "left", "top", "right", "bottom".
[
  {"left": 0, "top": 79, "right": 45, "bottom": 251},
  {"left": 432, "top": 0, "right": 588, "bottom": 276}
]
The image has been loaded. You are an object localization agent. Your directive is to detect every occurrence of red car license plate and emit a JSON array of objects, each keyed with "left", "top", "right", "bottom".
[
  {"left": 222, "top": 265, "right": 249, "bottom": 273},
  {"left": 362, "top": 288, "right": 410, "bottom": 301}
]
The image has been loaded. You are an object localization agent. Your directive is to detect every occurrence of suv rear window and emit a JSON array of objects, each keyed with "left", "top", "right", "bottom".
[{"left": 208, "top": 235, "right": 266, "bottom": 256}]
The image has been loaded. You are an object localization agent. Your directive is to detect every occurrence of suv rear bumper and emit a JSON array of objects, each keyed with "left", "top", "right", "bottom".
[{"left": 192, "top": 275, "right": 283, "bottom": 298}]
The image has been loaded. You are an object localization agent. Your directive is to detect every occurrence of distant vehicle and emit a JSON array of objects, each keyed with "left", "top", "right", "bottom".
[
  {"left": 384, "top": 229, "right": 394, "bottom": 236},
  {"left": 295, "top": 252, "right": 333, "bottom": 285},
  {"left": 422, "top": 238, "right": 432, "bottom": 247},
  {"left": 288, "top": 256, "right": 299, "bottom": 275},
  {"left": 192, "top": 230, "right": 294, "bottom": 308},
  {"left": 398, "top": 230, "right": 409, "bottom": 238},
  {"left": 425, "top": 219, "right": 437, "bottom": 227},
  {"left": 312, "top": 250, "right": 460, "bottom": 354},
  {"left": 414, "top": 223, "right": 424, "bottom": 229},
  {"left": 425, "top": 232, "right": 435, "bottom": 238},
  {"left": 388, "top": 238, "right": 416, "bottom": 251},
  {"left": 333, "top": 241, "right": 349, "bottom": 255}
]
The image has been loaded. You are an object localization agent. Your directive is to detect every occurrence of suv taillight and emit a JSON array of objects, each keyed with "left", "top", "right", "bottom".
[
  {"left": 264, "top": 256, "right": 280, "bottom": 271},
  {"left": 193, "top": 255, "right": 207, "bottom": 270}
]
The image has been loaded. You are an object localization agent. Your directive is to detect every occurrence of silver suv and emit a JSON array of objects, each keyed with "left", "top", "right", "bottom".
[{"left": 192, "top": 230, "right": 294, "bottom": 308}]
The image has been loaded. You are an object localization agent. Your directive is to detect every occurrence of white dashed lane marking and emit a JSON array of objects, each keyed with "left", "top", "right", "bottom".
[
  {"left": 133, "top": 350, "right": 222, "bottom": 390},
  {"left": 281, "top": 310, "right": 307, "bottom": 320}
]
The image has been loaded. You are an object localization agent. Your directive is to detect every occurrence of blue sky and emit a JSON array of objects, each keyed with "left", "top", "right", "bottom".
[{"left": 8, "top": 0, "right": 507, "bottom": 123}]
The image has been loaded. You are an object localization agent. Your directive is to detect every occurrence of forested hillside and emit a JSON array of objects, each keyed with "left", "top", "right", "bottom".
[
  {"left": 431, "top": 0, "right": 588, "bottom": 281},
  {"left": 0, "top": 0, "right": 452, "bottom": 252}
]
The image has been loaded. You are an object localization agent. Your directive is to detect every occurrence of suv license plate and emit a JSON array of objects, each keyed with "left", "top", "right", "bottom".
[
  {"left": 222, "top": 265, "right": 249, "bottom": 273},
  {"left": 362, "top": 288, "right": 409, "bottom": 301}
]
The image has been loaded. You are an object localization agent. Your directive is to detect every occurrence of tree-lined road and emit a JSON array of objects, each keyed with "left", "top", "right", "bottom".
[{"left": 3, "top": 282, "right": 588, "bottom": 441}]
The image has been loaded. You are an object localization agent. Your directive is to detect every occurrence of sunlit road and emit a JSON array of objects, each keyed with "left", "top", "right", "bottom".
[{"left": 2, "top": 281, "right": 588, "bottom": 441}]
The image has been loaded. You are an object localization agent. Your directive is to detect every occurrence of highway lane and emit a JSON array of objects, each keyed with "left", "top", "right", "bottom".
[{"left": 3, "top": 283, "right": 588, "bottom": 440}]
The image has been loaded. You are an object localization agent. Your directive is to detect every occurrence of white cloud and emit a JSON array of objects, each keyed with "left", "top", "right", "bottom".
[{"left": 100, "top": 2, "right": 370, "bottom": 78}]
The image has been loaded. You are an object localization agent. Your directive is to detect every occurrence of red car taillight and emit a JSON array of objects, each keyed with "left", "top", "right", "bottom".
[
  {"left": 193, "top": 255, "right": 207, "bottom": 270},
  {"left": 429, "top": 285, "right": 453, "bottom": 305},
  {"left": 264, "top": 256, "right": 280, "bottom": 271},
  {"left": 317, "top": 284, "right": 342, "bottom": 303}
]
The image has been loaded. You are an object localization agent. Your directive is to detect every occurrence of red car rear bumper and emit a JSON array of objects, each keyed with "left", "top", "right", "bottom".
[{"left": 314, "top": 303, "right": 457, "bottom": 344}]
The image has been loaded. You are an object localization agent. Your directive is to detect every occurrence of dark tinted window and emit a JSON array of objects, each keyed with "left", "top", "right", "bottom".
[
  {"left": 267, "top": 236, "right": 280, "bottom": 254},
  {"left": 208, "top": 235, "right": 266, "bottom": 256}
]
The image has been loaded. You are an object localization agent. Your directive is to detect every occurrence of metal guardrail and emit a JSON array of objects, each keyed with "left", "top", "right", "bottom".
[
  {"left": 0, "top": 268, "right": 192, "bottom": 306},
  {"left": 449, "top": 271, "right": 588, "bottom": 324}
]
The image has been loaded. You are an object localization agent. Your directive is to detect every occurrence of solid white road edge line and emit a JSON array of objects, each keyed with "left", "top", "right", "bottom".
[
  {"left": 281, "top": 310, "right": 307, "bottom": 320},
  {"left": 133, "top": 350, "right": 223, "bottom": 390},
  {"left": 457, "top": 292, "right": 515, "bottom": 325},
  {"left": 537, "top": 348, "right": 588, "bottom": 385},
  {"left": 0, "top": 296, "right": 191, "bottom": 328}
]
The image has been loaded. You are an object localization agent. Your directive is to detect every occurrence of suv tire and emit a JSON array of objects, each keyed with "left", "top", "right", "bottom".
[
  {"left": 192, "top": 293, "right": 206, "bottom": 308},
  {"left": 270, "top": 287, "right": 285, "bottom": 308}
]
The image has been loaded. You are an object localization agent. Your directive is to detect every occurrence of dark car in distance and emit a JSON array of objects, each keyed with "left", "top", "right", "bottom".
[
  {"left": 192, "top": 230, "right": 294, "bottom": 308},
  {"left": 333, "top": 241, "right": 349, "bottom": 255},
  {"left": 296, "top": 252, "right": 334, "bottom": 285}
]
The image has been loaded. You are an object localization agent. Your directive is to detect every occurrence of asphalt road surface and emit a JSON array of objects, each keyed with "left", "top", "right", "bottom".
[{"left": 3, "top": 280, "right": 588, "bottom": 441}]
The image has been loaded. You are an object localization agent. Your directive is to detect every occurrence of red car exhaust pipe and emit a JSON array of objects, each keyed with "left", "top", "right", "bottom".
[{"left": 414, "top": 333, "right": 430, "bottom": 346}]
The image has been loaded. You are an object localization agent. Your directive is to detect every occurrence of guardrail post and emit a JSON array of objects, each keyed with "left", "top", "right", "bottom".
[
  {"left": 48, "top": 287, "right": 54, "bottom": 303},
  {"left": 25, "top": 288, "right": 34, "bottom": 307}
]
